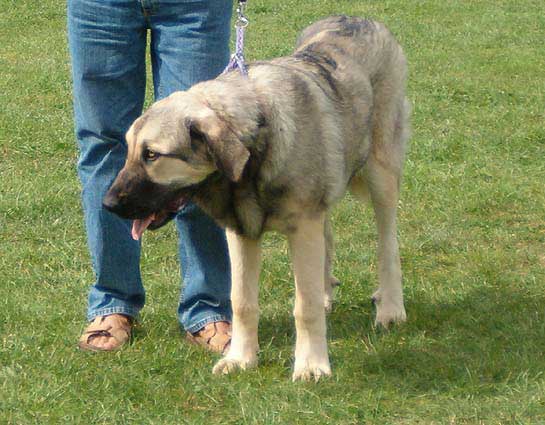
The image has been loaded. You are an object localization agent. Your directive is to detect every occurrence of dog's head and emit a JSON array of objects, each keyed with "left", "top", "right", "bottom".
[{"left": 103, "top": 90, "right": 253, "bottom": 239}]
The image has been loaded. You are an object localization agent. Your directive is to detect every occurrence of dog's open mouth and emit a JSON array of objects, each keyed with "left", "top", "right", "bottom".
[
  {"left": 131, "top": 197, "right": 188, "bottom": 241},
  {"left": 122, "top": 172, "right": 217, "bottom": 241}
]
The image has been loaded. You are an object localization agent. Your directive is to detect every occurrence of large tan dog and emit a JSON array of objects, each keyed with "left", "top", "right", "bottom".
[{"left": 103, "top": 15, "right": 410, "bottom": 381}]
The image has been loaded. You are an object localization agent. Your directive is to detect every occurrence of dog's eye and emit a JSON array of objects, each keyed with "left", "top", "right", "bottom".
[{"left": 143, "top": 149, "right": 159, "bottom": 162}]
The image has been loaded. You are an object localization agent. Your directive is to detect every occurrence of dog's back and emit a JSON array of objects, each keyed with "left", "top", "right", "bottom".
[
  {"left": 296, "top": 15, "right": 410, "bottom": 178},
  {"left": 295, "top": 16, "right": 406, "bottom": 82}
]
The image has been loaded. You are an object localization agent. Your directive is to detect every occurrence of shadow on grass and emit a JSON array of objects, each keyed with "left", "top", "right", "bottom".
[{"left": 258, "top": 284, "right": 545, "bottom": 392}]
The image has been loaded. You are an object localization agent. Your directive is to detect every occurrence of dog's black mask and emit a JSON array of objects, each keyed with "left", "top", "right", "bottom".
[{"left": 102, "top": 167, "right": 185, "bottom": 233}]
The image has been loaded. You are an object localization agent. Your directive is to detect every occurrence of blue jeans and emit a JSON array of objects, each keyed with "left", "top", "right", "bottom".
[{"left": 67, "top": 0, "right": 233, "bottom": 332}]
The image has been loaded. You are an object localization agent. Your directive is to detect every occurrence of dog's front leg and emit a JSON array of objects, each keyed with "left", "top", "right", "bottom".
[
  {"left": 213, "top": 229, "right": 261, "bottom": 375},
  {"left": 288, "top": 214, "right": 331, "bottom": 382}
]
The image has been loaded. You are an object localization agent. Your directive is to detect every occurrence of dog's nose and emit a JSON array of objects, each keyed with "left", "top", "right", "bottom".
[{"left": 102, "top": 190, "right": 121, "bottom": 213}]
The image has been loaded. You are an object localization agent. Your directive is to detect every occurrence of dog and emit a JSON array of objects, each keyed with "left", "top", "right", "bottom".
[{"left": 103, "top": 15, "right": 410, "bottom": 381}]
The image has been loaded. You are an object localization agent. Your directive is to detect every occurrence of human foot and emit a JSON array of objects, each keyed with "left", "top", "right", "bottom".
[
  {"left": 78, "top": 314, "right": 133, "bottom": 351},
  {"left": 186, "top": 321, "right": 231, "bottom": 354}
]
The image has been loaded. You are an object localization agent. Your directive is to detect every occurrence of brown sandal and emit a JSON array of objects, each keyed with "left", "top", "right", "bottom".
[
  {"left": 78, "top": 314, "right": 133, "bottom": 352},
  {"left": 186, "top": 321, "right": 231, "bottom": 354}
]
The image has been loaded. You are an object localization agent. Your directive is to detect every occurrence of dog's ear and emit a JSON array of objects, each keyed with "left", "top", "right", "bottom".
[{"left": 186, "top": 111, "right": 250, "bottom": 182}]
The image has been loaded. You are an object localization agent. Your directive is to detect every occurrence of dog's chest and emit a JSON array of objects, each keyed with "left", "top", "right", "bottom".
[
  {"left": 194, "top": 171, "right": 324, "bottom": 238},
  {"left": 229, "top": 181, "right": 300, "bottom": 237}
]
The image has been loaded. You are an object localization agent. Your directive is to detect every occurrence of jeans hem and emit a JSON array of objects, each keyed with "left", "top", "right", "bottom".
[
  {"left": 184, "top": 314, "right": 230, "bottom": 334},
  {"left": 87, "top": 306, "right": 140, "bottom": 322}
]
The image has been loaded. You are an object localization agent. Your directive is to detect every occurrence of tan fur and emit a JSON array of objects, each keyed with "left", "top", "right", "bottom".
[{"left": 105, "top": 16, "right": 411, "bottom": 381}]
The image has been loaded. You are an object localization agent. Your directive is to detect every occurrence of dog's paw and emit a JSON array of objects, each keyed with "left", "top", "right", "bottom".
[
  {"left": 212, "top": 356, "right": 257, "bottom": 375},
  {"left": 374, "top": 307, "right": 407, "bottom": 329},
  {"left": 372, "top": 291, "right": 406, "bottom": 328},
  {"left": 292, "top": 361, "right": 332, "bottom": 382}
]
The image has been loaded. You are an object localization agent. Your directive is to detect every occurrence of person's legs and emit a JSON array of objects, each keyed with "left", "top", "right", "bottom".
[
  {"left": 68, "top": 0, "right": 148, "bottom": 323},
  {"left": 148, "top": 0, "right": 233, "bottom": 332},
  {"left": 176, "top": 204, "right": 232, "bottom": 333}
]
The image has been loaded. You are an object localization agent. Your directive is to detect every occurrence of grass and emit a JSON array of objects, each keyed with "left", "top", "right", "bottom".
[{"left": 1, "top": 0, "right": 544, "bottom": 423}]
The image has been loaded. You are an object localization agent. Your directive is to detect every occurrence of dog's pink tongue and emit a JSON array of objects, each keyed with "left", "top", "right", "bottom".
[{"left": 131, "top": 215, "right": 156, "bottom": 241}]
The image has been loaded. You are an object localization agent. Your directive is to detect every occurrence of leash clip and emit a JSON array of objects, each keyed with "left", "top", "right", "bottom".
[{"left": 236, "top": 1, "right": 249, "bottom": 28}]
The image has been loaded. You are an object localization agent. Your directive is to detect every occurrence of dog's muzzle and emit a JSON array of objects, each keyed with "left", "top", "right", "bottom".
[{"left": 103, "top": 173, "right": 191, "bottom": 240}]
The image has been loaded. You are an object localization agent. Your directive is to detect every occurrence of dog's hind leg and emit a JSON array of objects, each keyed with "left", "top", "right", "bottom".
[
  {"left": 360, "top": 95, "right": 409, "bottom": 328},
  {"left": 213, "top": 229, "right": 261, "bottom": 375},
  {"left": 324, "top": 216, "right": 340, "bottom": 313},
  {"left": 350, "top": 91, "right": 409, "bottom": 327},
  {"left": 366, "top": 162, "right": 406, "bottom": 328},
  {"left": 351, "top": 161, "right": 406, "bottom": 328},
  {"left": 289, "top": 213, "right": 332, "bottom": 381}
]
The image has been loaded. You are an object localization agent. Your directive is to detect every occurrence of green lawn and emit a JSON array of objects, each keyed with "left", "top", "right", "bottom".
[{"left": 1, "top": 0, "right": 544, "bottom": 423}]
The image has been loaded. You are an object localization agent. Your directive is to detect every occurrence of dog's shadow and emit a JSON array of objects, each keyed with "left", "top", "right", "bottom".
[{"left": 258, "top": 283, "right": 545, "bottom": 391}]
